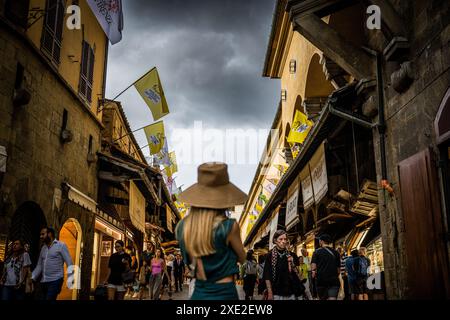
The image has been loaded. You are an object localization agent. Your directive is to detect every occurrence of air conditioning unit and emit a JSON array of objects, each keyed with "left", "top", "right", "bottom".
[
  {"left": 60, "top": 129, "right": 73, "bottom": 144},
  {"left": 13, "top": 88, "right": 31, "bottom": 107}
]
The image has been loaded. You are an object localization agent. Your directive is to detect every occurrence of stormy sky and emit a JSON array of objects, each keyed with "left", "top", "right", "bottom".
[{"left": 105, "top": 0, "right": 280, "bottom": 194}]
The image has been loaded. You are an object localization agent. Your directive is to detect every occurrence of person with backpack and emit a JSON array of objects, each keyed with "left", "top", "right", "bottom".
[
  {"left": 311, "top": 234, "right": 341, "bottom": 300},
  {"left": 345, "top": 249, "right": 360, "bottom": 300},
  {"left": 355, "top": 247, "right": 371, "bottom": 300},
  {"left": 241, "top": 250, "right": 257, "bottom": 300}
]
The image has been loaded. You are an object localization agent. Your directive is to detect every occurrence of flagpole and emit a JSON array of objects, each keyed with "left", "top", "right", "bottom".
[{"left": 97, "top": 66, "right": 157, "bottom": 113}]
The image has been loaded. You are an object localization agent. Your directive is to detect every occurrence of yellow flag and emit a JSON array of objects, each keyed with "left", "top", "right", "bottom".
[
  {"left": 169, "top": 152, "right": 178, "bottom": 173},
  {"left": 134, "top": 68, "right": 170, "bottom": 121},
  {"left": 287, "top": 110, "right": 314, "bottom": 145},
  {"left": 144, "top": 121, "right": 165, "bottom": 155},
  {"left": 164, "top": 151, "right": 178, "bottom": 177}
]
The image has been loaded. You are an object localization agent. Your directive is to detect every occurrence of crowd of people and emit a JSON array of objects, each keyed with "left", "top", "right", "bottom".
[
  {"left": 0, "top": 162, "right": 375, "bottom": 301},
  {"left": 103, "top": 242, "right": 191, "bottom": 301}
]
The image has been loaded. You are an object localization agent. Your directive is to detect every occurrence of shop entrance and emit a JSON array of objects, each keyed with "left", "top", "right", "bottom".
[
  {"left": 8, "top": 202, "right": 47, "bottom": 269},
  {"left": 58, "top": 219, "right": 82, "bottom": 300}
]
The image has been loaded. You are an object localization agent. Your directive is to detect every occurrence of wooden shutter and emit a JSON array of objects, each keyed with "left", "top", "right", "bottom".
[
  {"left": 41, "top": 0, "right": 64, "bottom": 64},
  {"left": 79, "top": 41, "right": 95, "bottom": 103},
  {"left": 398, "top": 148, "right": 450, "bottom": 299},
  {"left": 87, "top": 46, "right": 95, "bottom": 102}
]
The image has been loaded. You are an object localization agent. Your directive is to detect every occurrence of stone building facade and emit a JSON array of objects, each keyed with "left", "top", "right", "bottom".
[
  {"left": 242, "top": 0, "right": 449, "bottom": 299},
  {"left": 0, "top": 0, "right": 109, "bottom": 300}
]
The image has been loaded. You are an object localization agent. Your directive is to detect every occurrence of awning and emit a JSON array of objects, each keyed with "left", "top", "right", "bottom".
[
  {"left": 98, "top": 153, "right": 160, "bottom": 205},
  {"left": 161, "top": 240, "right": 179, "bottom": 248},
  {"left": 64, "top": 182, "right": 97, "bottom": 213},
  {"left": 244, "top": 84, "right": 359, "bottom": 246}
]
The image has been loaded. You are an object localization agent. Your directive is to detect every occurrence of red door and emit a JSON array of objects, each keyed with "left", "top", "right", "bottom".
[{"left": 398, "top": 148, "right": 450, "bottom": 299}]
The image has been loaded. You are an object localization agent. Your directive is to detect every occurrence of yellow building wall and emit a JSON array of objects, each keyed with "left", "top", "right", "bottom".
[{"left": 26, "top": 0, "right": 107, "bottom": 117}]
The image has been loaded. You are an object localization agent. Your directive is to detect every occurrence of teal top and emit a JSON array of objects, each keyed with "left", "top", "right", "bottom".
[{"left": 176, "top": 218, "right": 239, "bottom": 283}]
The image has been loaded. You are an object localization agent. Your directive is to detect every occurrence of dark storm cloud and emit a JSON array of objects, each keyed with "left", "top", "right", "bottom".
[
  {"left": 105, "top": 0, "right": 280, "bottom": 192},
  {"left": 107, "top": 0, "right": 279, "bottom": 128}
]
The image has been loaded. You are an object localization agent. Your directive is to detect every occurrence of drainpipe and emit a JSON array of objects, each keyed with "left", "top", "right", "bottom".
[{"left": 375, "top": 52, "right": 388, "bottom": 180}]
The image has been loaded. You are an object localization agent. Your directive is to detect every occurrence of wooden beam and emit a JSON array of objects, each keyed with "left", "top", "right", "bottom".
[
  {"left": 98, "top": 171, "right": 130, "bottom": 183},
  {"left": 293, "top": 14, "right": 375, "bottom": 80}
]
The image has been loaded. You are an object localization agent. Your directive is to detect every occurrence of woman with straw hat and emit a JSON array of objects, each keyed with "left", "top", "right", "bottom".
[{"left": 175, "top": 162, "right": 247, "bottom": 300}]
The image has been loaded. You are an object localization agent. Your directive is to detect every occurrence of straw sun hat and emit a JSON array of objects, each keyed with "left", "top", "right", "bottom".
[{"left": 178, "top": 162, "right": 248, "bottom": 209}]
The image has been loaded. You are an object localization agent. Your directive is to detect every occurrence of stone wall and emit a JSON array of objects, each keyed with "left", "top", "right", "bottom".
[
  {"left": 371, "top": 0, "right": 450, "bottom": 299},
  {"left": 0, "top": 20, "right": 102, "bottom": 299}
]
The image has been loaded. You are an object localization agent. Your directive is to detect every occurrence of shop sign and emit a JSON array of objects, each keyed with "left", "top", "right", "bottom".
[
  {"left": 301, "top": 166, "right": 314, "bottom": 210},
  {"left": 129, "top": 181, "right": 146, "bottom": 233},
  {"left": 286, "top": 185, "right": 299, "bottom": 230},
  {"left": 311, "top": 151, "right": 328, "bottom": 203},
  {"left": 300, "top": 142, "right": 328, "bottom": 208},
  {"left": 269, "top": 211, "right": 279, "bottom": 250}
]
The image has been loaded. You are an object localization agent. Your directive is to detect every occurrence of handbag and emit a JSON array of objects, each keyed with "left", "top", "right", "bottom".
[
  {"left": 94, "top": 285, "right": 108, "bottom": 301},
  {"left": 122, "top": 269, "right": 135, "bottom": 284}
]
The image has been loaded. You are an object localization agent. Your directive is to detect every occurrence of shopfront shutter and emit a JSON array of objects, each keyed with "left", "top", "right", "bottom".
[{"left": 398, "top": 148, "right": 450, "bottom": 299}]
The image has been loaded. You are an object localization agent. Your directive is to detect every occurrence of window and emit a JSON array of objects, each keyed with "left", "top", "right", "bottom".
[
  {"left": 15, "top": 63, "right": 24, "bottom": 90},
  {"left": 88, "top": 135, "right": 93, "bottom": 154},
  {"left": 41, "top": 0, "right": 65, "bottom": 65},
  {"left": 79, "top": 41, "right": 95, "bottom": 103},
  {"left": 62, "top": 109, "right": 68, "bottom": 131}
]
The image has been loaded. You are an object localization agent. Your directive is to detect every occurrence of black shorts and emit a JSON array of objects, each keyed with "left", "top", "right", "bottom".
[
  {"left": 348, "top": 280, "right": 360, "bottom": 295},
  {"left": 317, "top": 286, "right": 340, "bottom": 300},
  {"left": 357, "top": 278, "right": 368, "bottom": 294}
]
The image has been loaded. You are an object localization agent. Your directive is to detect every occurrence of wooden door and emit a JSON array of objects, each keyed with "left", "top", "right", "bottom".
[{"left": 398, "top": 148, "right": 450, "bottom": 299}]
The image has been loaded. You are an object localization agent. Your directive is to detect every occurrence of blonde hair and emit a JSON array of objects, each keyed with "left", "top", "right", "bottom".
[{"left": 177, "top": 207, "right": 226, "bottom": 258}]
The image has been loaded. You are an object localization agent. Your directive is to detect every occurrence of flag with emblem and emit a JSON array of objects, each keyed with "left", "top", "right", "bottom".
[
  {"left": 134, "top": 68, "right": 170, "bottom": 121},
  {"left": 144, "top": 121, "right": 165, "bottom": 155},
  {"left": 287, "top": 110, "right": 314, "bottom": 145}
]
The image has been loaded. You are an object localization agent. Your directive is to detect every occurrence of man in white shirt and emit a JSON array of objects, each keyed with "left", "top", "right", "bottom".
[{"left": 32, "top": 227, "right": 73, "bottom": 300}]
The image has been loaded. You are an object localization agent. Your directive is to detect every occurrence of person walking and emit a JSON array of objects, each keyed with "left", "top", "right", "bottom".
[
  {"left": 337, "top": 247, "right": 348, "bottom": 300},
  {"left": 298, "top": 256, "right": 311, "bottom": 300},
  {"left": 256, "top": 254, "right": 266, "bottom": 298},
  {"left": 175, "top": 162, "right": 247, "bottom": 300},
  {"left": 31, "top": 227, "right": 73, "bottom": 300},
  {"left": 263, "top": 230, "right": 300, "bottom": 300},
  {"left": 138, "top": 260, "right": 149, "bottom": 300},
  {"left": 104, "top": 240, "right": 132, "bottom": 300},
  {"left": 356, "top": 247, "right": 371, "bottom": 300},
  {"left": 148, "top": 248, "right": 166, "bottom": 300},
  {"left": 345, "top": 249, "right": 360, "bottom": 300},
  {"left": 124, "top": 246, "right": 138, "bottom": 298},
  {"left": 0, "top": 239, "right": 32, "bottom": 300},
  {"left": 173, "top": 253, "right": 185, "bottom": 292},
  {"left": 241, "top": 250, "right": 257, "bottom": 300},
  {"left": 311, "top": 234, "right": 341, "bottom": 300}
]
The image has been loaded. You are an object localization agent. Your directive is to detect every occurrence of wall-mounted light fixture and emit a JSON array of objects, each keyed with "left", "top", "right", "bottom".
[
  {"left": 289, "top": 59, "right": 296, "bottom": 74},
  {"left": 281, "top": 89, "right": 287, "bottom": 101}
]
